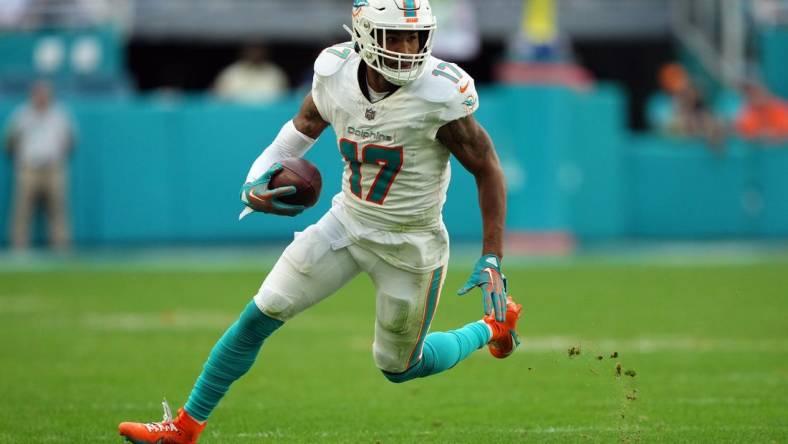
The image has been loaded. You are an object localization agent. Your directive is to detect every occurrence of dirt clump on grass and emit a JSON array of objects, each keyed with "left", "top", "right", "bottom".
[
  {"left": 624, "top": 369, "right": 637, "bottom": 377},
  {"left": 615, "top": 362, "right": 622, "bottom": 377},
  {"left": 568, "top": 345, "right": 581, "bottom": 357}
]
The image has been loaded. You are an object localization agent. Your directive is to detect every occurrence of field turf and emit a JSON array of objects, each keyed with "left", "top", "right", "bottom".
[{"left": 1, "top": 257, "right": 787, "bottom": 443}]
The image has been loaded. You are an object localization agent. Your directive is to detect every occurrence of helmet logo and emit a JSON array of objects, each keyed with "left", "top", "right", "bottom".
[{"left": 401, "top": 0, "right": 418, "bottom": 17}]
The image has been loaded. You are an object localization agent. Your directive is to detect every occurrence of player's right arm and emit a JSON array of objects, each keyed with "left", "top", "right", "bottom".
[
  {"left": 240, "top": 93, "right": 328, "bottom": 217},
  {"left": 241, "top": 42, "right": 345, "bottom": 218},
  {"left": 292, "top": 93, "right": 329, "bottom": 139}
]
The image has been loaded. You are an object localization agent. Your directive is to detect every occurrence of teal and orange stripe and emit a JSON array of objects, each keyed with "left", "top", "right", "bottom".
[
  {"left": 402, "top": 0, "right": 417, "bottom": 17},
  {"left": 406, "top": 266, "right": 444, "bottom": 368}
]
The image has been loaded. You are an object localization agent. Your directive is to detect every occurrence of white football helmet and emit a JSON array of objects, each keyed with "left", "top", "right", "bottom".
[{"left": 345, "top": 0, "right": 437, "bottom": 86}]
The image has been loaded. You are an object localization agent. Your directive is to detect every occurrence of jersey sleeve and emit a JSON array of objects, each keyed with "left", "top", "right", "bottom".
[
  {"left": 311, "top": 42, "right": 356, "bottom": 125},
  {"left": 416, "top": 60, "right": 480, "bottom": 139},
  {"left": 311, "top": 73, "right": 331, "bottom": 123},
  {"left": 438, "top": 75, "right": 479, "bottom": 123}
]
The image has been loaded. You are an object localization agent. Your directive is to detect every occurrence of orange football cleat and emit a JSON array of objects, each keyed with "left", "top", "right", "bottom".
[
  {"left": 119, "top": 400, "right": 205, "bottom": 444},
  {"left": 483, "top": 296, "right": 523, "bottom": 359}
]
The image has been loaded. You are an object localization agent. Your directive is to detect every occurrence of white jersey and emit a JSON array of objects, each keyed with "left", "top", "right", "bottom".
[
  {"left": 312, "top": 43, "right": 479, "bottom": 271},
  {"left": 311, "top": 43, "right": 479, "bottom": 272}
]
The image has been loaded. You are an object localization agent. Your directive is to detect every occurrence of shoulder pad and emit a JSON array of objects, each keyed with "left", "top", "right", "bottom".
[
  {"left": 411, "top": 57, "right": 476, "bottom": 104},
  {"left": 314, "top": 42, "right": 357, "bottom": 77}
]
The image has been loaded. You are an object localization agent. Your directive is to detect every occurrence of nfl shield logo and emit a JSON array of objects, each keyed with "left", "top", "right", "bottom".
[{"left": 365, "top": 108, "right": 376, "bottom": 121}]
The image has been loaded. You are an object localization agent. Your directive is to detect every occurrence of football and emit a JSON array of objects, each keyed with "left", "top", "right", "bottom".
[{"left": 269, "top": 158, "right": 322, "bottom": 208}]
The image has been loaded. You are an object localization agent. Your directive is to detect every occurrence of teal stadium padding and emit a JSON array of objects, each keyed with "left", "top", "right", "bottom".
[
  {"left": 760, "top": 27, "right": 788, "bottom": 100},
  {"left": 627, "top": 135, "right": 788, "bottom": 238},
  {"left": 0, "top": 28, "right": 123, "bottom": 79},
  {"left": 0, "top": 28, "right": 129, "bottom": 98},
  {"left": 0, "top": 86, "right": 787, "bottom": 246}
]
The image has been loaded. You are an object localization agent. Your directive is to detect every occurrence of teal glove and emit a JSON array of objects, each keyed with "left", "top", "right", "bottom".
[
  {"left": 241, "top": 163, "right": 305, "bottom": 217},
  {"left": 457, "top": 254, "right": 508, "bottom": 322}
]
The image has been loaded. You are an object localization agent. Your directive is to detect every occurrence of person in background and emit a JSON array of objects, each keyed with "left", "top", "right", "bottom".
[
  {"left": 5, "top": 81, "right": 76, "bottom": 251},
  {"left": 657, "top": 63, "right": 724, "bottom": 148},
  {"left": 735, "top": 80, "right": 788, "bottom": 143},
  {"left": 0, "top": 0, "right": 28, "bottom": 28},
  {"left": 213, "top": 44, "right": 289, "bottom": 104}
]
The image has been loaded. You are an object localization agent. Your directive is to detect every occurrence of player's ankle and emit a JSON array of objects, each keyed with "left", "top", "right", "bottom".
[
  {"left": 478, "top": 319, "right": 494, "bottom": 342},
  {"left": 178, "top": 408, "right": 207, "bottom": 427}
]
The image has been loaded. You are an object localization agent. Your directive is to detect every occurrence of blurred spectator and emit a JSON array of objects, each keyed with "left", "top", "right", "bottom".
[
  {"left": 657, "top": 63, "right": 724, "bottom": 147},
  {"left": 751, "top": 0, "right": 787, "bottom": 26},
  {"left": 214, "top": 44, "right": 289, "bottom": 104},
  {"left": 735, "top": 81, "right": 788, "bottom": 142},
  {"left": 4, "top": 81, "right": 76, "bottom": 251},
  {"left": 430, "top": 0, "right": 480, "bottom": 62},
  {"left": 0, "top": 0, "right": 28, "bottom": 27}
]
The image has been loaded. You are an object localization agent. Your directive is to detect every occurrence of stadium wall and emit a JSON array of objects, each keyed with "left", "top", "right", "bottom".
[
  {"left": 0, "top": 86, "right": 786, "bottom": 246},
  {"left": 760, "top": 26, "right": 788, "bottom": 101}
]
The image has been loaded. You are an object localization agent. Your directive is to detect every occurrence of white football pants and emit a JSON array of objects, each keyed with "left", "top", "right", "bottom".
[{"left": 254, "top": 212, "right": 447, "bottom": 373}]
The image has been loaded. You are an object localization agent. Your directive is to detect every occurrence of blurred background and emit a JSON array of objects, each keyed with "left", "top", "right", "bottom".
[
  {"left": 1, "top": 0, "right": 787, "bottom": 255},
  {"left": 1, "top": 2, "right": 787, "bottom": 442}
]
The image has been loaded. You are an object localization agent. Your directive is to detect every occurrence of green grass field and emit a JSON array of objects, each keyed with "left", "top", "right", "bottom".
[{"left": 1, "top": 255, "right": 787, "bottom": 443}]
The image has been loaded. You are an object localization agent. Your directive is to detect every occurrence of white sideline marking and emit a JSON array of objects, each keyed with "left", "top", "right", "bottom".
[
  {"left": 522, "top": 425, "right": 786, "bottom": 434},
  {"left": 82, "top": 312, "right": 235, "bottom": 331},
  {"left": 0, "top": 295, "right": 47, "bottom": 314},
  {"left": 346, "top": 334, "right": 788, "bottom": 354},
  {"left": 79, "top": 312, "right": 788, "bottom": 354},
  {"left": 224, "top": 424, "right": 788, "bottom": 440},
  {"left": 517, "top": 335, "right": 788, "bottom": 353}
]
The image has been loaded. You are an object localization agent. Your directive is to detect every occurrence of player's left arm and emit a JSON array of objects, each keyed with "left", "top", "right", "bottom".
[{"left": 437, "top": 115, "right": 509, "bottom": 321}]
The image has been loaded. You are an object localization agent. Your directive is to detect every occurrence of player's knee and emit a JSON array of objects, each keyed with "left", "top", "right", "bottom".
[
  {"left": 376, "top": 292, "right": 413, "bottom": 334},
  {"left": 380, "top": 361, "right": 422, "bottom": 384},
  {"left": 237, "top": 300, "right": 284, "bottom": 341},
  {"left": 372, "top": 339, "right": 409, "bottom": 373},
  {"left": 254, "top": 287, "right": 297, "bottom": 322}
]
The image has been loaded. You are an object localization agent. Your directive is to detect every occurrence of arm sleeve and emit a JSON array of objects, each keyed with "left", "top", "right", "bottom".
[{"left": 244, "top": 119, "right": 316, "bottom": 182}]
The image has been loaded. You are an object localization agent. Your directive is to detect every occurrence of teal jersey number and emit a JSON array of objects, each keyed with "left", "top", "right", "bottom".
[
  {"left": 326, "top": 47, "right": 351, "bottom": 59},
  {"left": 432, "top": 62, "right": 463, "bottom": 84},
  {"left": 339, "top": 139, "right": 404, "bottom": 205},
  {"left": 339, "top": 139, "right": 364, "bottom": 198}
]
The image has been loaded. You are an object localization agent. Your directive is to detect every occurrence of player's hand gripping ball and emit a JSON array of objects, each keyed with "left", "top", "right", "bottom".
[{"left": 241, "top": 159, "right": 322, "bottom": 217}]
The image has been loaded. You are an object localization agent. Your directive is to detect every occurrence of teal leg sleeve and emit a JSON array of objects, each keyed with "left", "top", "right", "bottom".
[
  {"left": 184, "top": 301, "right": 283, "bottom": 421},
  {"left": 383, "top": 321, "right": 490, "bottom": 383}
]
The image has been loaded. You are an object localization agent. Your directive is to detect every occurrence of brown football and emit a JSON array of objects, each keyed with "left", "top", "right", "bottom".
[{"left": 269, "top": 158, "right": 322, "bottom": 208}]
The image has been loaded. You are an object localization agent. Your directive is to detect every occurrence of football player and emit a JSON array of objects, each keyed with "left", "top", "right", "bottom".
[{"left": 119, "top": 1, "right": 522, "bottom": 442}]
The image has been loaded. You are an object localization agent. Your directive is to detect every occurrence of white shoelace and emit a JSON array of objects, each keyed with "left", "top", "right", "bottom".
[{"left": 143, "top": 398, "right": 179, "bottom": 433}]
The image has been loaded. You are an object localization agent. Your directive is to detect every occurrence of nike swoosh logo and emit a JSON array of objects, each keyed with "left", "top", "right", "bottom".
[
  {"left": 248, "top": 190, "right": 266, "bottom": 204},
  {"left": 459, "top": 81, "right": 470, "bottom": 93}
]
